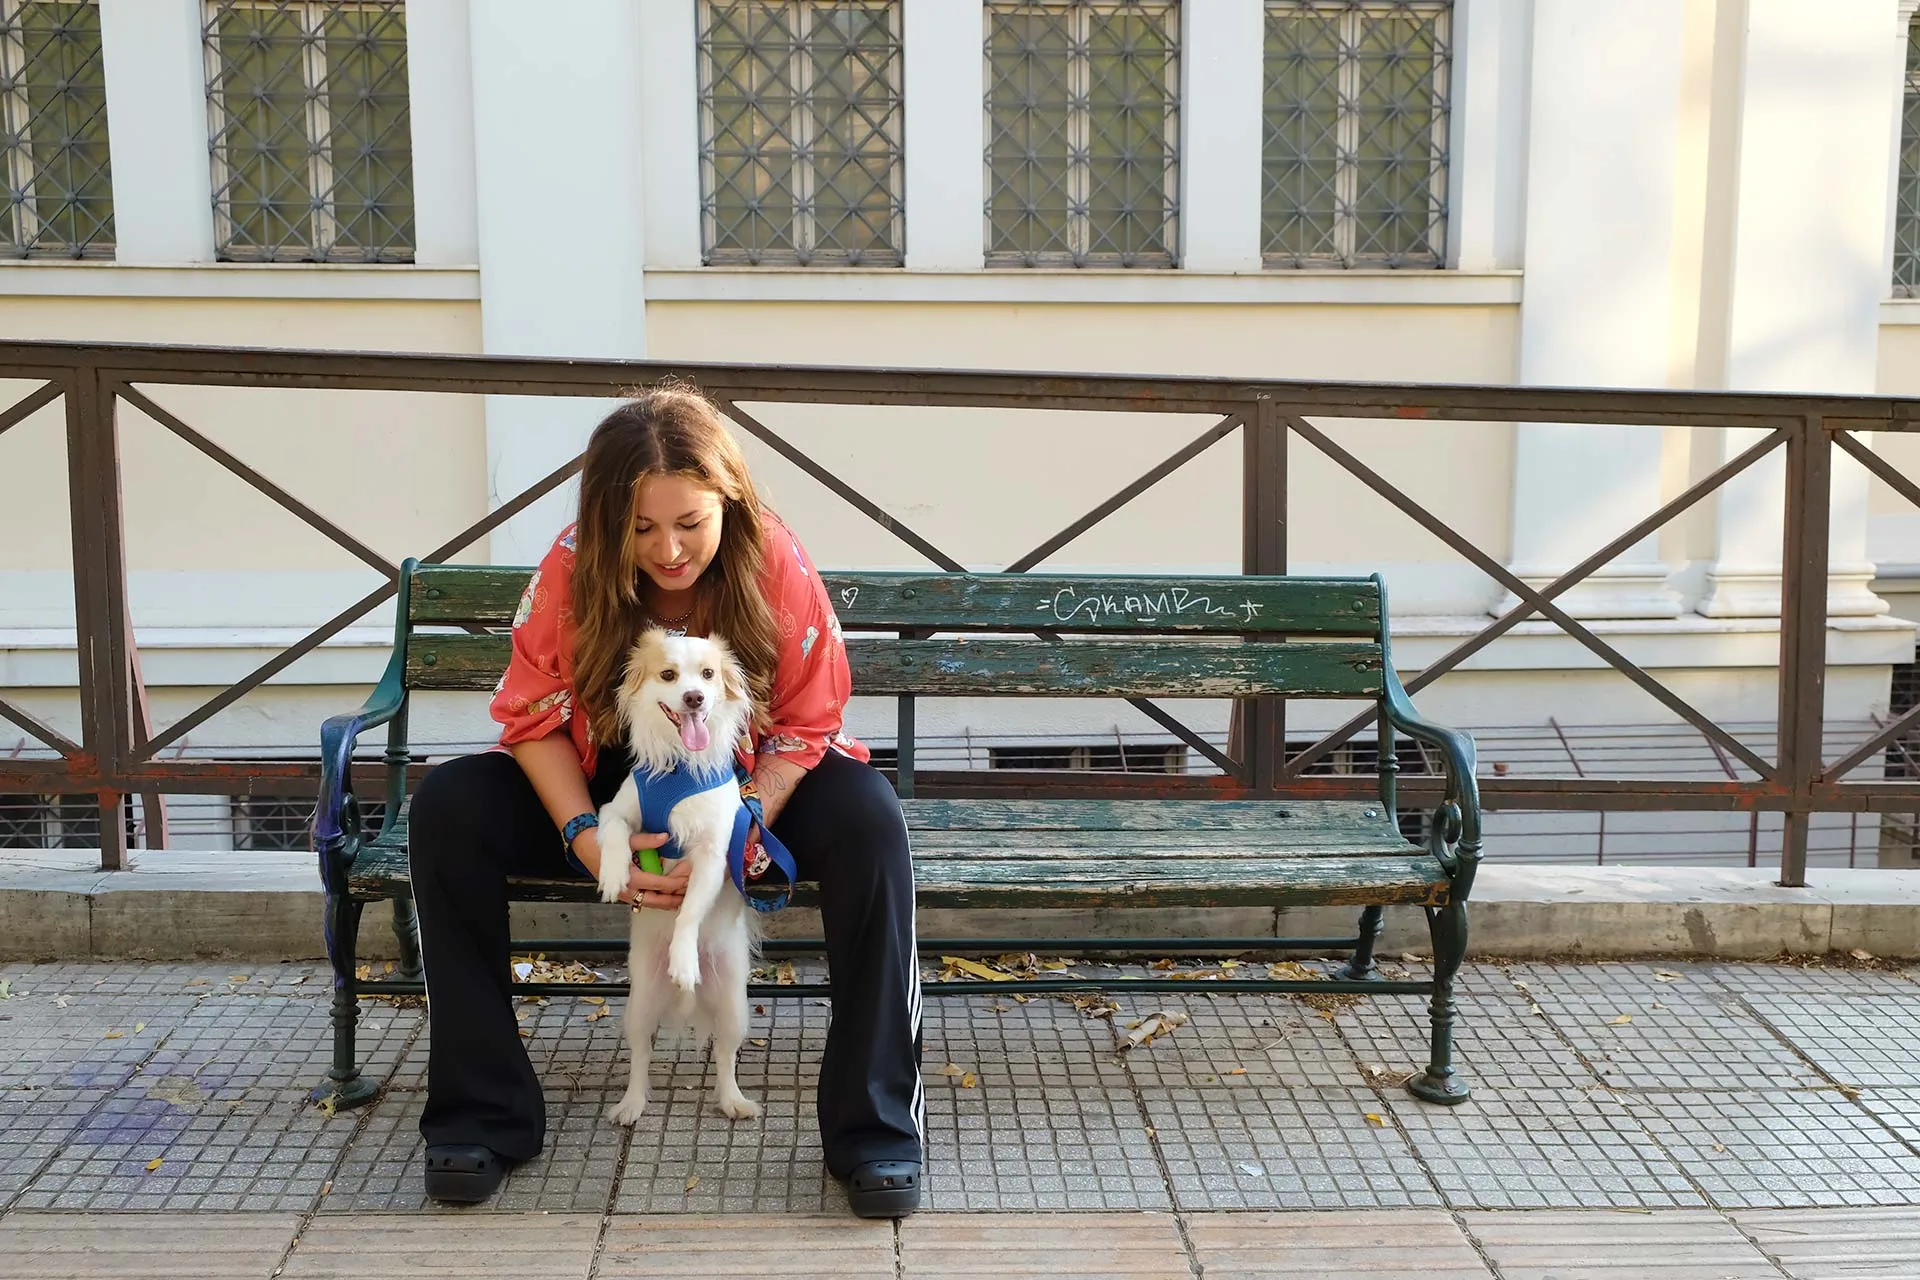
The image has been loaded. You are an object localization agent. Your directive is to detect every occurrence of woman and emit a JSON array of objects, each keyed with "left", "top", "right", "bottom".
[{"left": 405, "top": 386, "right": 924, "bottom": 1217}]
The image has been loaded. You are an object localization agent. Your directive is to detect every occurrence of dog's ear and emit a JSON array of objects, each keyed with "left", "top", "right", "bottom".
[{"left": 719, "top": 650, "right": 751, "bottom": 708}]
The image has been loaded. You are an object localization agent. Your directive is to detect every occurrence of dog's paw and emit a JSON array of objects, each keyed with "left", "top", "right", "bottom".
[
  {"left": 717, "top": 1090, "right": 761, "bottom": 1121},
  {"left": 667, "top": 946, "right": 701, "bottom": 993},
  {"left": 607, "top": 1093, "right": 649, "bottom": 1126}
]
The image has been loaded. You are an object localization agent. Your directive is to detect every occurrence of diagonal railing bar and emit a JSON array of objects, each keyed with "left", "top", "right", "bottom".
[
  {"left": 138, "top": 452, "right": 590, "bottom": 761},
  {"left": 418, "top": 451, "right": 587, "bottom": 566},
  {"left": 716, "top": 399, "right": 967, "bottom": 572},
  {"left": 999, "top": 412, "right": 1247, "bottom": 777},
  {"left": 1821, "top": 698, "right": 1920, "bottom": 784},
  {"left": 1286, "top": 424, "right": 1791, "bottom": 778},
  {"left": 0, "top": 693, "right": 81, "bottom": 756},
  {"left": 119, "top": 385, "right": 398, "bottom": 578},
  {"left": 1004, "top": 412, "right": 1244, "bottom": 572},
  {"left": 0, "top": 380, "right": 63, "bottom": 441},
  {"left": 1284, "top": 415, "right": 1778, "bottom": 780},
  {"left": 1834, "top": 430, "right": 1920, "bottom": 512}
]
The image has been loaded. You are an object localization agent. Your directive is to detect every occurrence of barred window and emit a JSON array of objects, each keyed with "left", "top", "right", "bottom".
[
  {"left": 0, "top": 0, "right": 111, "bottom": 258},
  {"left": 203, "top": 0, "right": 412, "bottom": 262},
  {"left": 232, "top": 793, "right": 311, "bottom": 851},
  {"left": 1263, "top": 0, "right": 1450, "bottom": 269},
  {"left": 984, "top": 0, "right": 1179, "bottom": 268},
  {"left": 698, "top": 1, "right": 904, "bottom": 267},
  {"left": 1896, "top": 13, "right": 1918, "bottom": 298}
]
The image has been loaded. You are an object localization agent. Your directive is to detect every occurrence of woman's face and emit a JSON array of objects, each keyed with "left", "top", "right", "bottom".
[{"left": 630, "top": 472, "right": 725, "bottom": 596}]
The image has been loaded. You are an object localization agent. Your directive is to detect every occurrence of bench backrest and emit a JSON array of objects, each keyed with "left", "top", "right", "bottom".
[{"left": 401, "top": 565, "right": 1387, "bottom": 701}]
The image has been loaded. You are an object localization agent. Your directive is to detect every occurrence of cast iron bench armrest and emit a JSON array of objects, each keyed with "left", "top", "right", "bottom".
[{"left": 1381, "top": 660, "right": 1483, "bottom": 897}]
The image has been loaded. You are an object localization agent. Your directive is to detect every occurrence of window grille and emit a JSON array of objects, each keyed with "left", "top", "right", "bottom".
[
  {"left": 203, "top": 0, "right": 412, "bottom": 262},
  {"left": 1262, "top": 0, "right": 1450, "bottom": 269},
  {"left": 984, "top": 0, "right": 1180, "bottom": 268},
  {"left": 0, "top": 0, "right": 111, "bottom": 258},
  {"left": 0, "top": 793, "right": 134, "bottom": 847},
  {"left": 232, "top": 793, "right": 311, "bottom": 851},
  {"left": 698, "top": 1, "right": 904, "bottom": 266},
  {"left": 1897, "top": 14, "right": 1919, "bottom": 298}
]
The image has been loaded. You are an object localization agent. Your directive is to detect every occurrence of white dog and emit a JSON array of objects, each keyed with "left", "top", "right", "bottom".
[{"left": 596, "top": 629, "right": 761, "bottom": 1124}]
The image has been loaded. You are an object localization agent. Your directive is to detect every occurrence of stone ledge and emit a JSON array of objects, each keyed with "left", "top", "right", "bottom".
[{"left": 2, "top": 850, "right": 1916, "bottom": 962}]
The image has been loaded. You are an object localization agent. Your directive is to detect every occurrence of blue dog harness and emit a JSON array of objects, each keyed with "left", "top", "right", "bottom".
[{"left": 631, "top": 759, "right": 797, "bottom": 913}]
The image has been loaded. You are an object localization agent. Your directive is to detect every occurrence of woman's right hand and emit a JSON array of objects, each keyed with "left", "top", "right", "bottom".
[{"left": 573, "top": 827, "right": 683, "bottom": 908}]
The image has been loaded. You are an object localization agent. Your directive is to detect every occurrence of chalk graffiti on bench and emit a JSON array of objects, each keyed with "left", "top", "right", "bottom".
[{"left": 1042, "top": 585, "right": 1264, "bottom": 626}]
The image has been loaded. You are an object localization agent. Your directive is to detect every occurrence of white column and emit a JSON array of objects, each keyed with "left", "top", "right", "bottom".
[
  {"left": 1179, "top": 0, "right": 1262, "bottom": 272},
  {"left": 639, "top": 0, "right": 701, "bottom": 268},
  {"left": 469, "top": 0, "right": 648, "bottom": 564},
  {"left": 902, "top": 0, "right": 985, "bottom": 271},
  {"left": 1447, "top": 0, "right": 1524, "bottom": 271},
  {"left": 405, "top": 0, "right": 478, "bottom": 266},
  {"left": 1501, "top": 0, "right": 1687, "bottom": 619},
  {"left": 98, "top": 0, "right": 215, "bottom": 263},
  {"left": 1697, "top": 0, "right": 1902, "bottom": 618}
]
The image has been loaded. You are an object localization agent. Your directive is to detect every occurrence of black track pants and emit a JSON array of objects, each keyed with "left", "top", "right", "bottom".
[{"left": 406, "top": 745, "right": 924, "bottom": 1175}]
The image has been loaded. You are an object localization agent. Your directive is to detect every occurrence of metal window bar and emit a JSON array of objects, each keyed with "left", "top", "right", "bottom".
[
  {"left": 1897, "top": 14, "right": 1919, "bottom": 298},
  {"left": 203, "top": 0, "right": 413, "bottom": 263},
  {"left": 698, "top": 1, "right": 905, "bottom": 266},
  {"left": 984, "top": 0, "right": 1180, "bottom": 267},
  {"left": 0, "top": 0, "right": 111, "bottom": 258},
  {"left": 1262, "top": 0, "right": 1449, "bottom": 269}
]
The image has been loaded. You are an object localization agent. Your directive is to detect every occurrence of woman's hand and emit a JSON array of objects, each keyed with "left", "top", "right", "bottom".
[{"left": 573, "top": 826, "right": 686, "bottom": 909}]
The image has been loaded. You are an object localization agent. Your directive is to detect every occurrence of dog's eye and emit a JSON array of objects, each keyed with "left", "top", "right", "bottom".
[
  {"left": 702, "top": 667, "right": 715, "bottom": 680},
  {"left": 660, "top": 668, "right": 676, "bottom": 682}
]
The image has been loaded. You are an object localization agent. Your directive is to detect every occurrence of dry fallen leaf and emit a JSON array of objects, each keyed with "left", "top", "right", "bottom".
[
  {"left": 582, "top": 996, "right": 606, "bottom": 1005},
  {"left": 938, "top": 956, "right": 1017, "bottom": 983},
  {"left": 776, "top": 962, "right": 797, "bottom": 986},
  {"left": 1226, "top": 1067, "right": 1248, "bottom": 1076},
  {"left": 103, "top": 1031, "right": 123, "bottom": 1040},
  {"left": 685, "top": 1175, "right": 701, "bottom": 1192},
  {"left": 1712, "top": 1143, "right": 1726, "bottom": 1153},
  {"left": 942, "top": 1063, "right": 965, "bottom": 1078},
  {"left": 53, "top": 995, "right": 69, "bottom": 1008},
  {"left": 134, "top": 1022, "right": 145, "bottom": 1033},
  {"left": 1653, "top": 970, "right": 1683, "bottom": 982},
  {"left": 321, "top": 1180, "right": 332, "bottom": 1195},
  {"left": 1605, "top": 1014, "right": 1633, "bottom": 1026},
  {"left": 229, "top": 975, "right": 249, "bottom": 983},
  {"left": 1851, "top": 949, "right": 1875, "bottom": 962},
  {"left": 1838, "top": 1084, "right": 1863, "bottom": 1101},
  {"left": 1012, "top": 994, "right": 1030, "bottom": 1004},
  {"left": 961, "top": 1072, "right": 977, "bottom": 1088},
  {"left": 585, "top": 1006, "right": 610, "bottom": 1023},
  {"left": 1121, "top": 1010, "right": 1190, "bottom": 1050},
  {"left": 0, "top": 979, "right": 10, "bottom": 1000},
  {"left": 750, "top": 1038, "right": 768, "bottom": 1047},
  {"left": 1145, "top": 1126, "right": 1156, "bottom": 1139},
  {"left": 1364, "top": 1113, "right": 1387, "bottom": 1128},
  {"left": 518, "top": 1028, "right": 532, "bottom": 1038},
  {"left": 317, "top": 1093, "right": 339, "bottom": 1118},
  {"left": 144, "top": 1158, "right": 163, "bottom": 1172}
]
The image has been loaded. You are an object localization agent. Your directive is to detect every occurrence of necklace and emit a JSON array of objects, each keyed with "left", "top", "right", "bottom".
[{"left": 652, "top": 594, "right": 697, "bottom": 627}]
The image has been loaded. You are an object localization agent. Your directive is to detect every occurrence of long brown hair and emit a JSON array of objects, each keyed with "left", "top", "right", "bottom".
[{"left": 572, "top": 386, "right": 777, "bottom": 747}]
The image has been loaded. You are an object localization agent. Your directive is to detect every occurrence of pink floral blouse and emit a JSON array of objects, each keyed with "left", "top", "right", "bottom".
[{"left": 489, "top": 510, "right": 867, "bottom": 777}]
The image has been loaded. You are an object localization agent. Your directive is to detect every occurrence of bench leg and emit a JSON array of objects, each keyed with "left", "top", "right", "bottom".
[
  {"left": 1335, "top": 905, "right": 1386, "bottom": 980},
  {"left": 312, "top": 890, "right": 380, "bottom": 1110},
  {"left": 1407, "top": 900, "right": 1471, "bottom": 1105},
  {"left": 390, "top": 894, "right": 424, "bottom": 983}
]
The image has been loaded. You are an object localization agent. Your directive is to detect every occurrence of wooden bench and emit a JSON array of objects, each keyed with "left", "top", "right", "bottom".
[{"left": 314, "top": 562, "right": 1482, "bottom": 1110}]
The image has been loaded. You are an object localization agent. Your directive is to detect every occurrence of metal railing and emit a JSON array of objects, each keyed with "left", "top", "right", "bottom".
[{"left": 1, "top": 339, "right": 1918, "bottom": 885}]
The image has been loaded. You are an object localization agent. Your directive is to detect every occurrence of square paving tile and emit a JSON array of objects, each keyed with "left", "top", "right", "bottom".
[
  {"left": 615, "top": 1084, "right": 837, "bottom": 1214},
  {"left": 141, "top": 992, "right": 420, "bottom": 1102},
  {"left": 0, "top": 1092, "right": 102, "bottom": 1206},
  {"left": 1332, "top": 963, "right": 1602, "bottom": 1093},
  {"left": 12, "top": 1088, "right": 345, "bottom": 1212},
  {"left": 1730, "top": 990, "right": 1920, "bottom": 1089},
  {"left": 1142, "top": 1084, "right": 1440, "bottom": 1210},
  {"left": 1629, "top": 1092, "right": 1920, "bottom": 1209},
  {"left": 1709, "top": 962, "right": 1920, "bottom": 1000},
  {"left": 322, "top": 1086, "right": 624, "bottom": 1212},
  {"left": 1852, "top": 1087, "right": 1920, "bottom": 1151},
  {"left": 1511, "top": 962, "right": 1828, "bottom": 1091},
  {"left": 0, "top": 992, "right": 198, "bottom": 1094},
  {"left": 600, "top": 1214, "right": 894, "bottom": 1279},
  {"left": 1387, "top": 1084, "right": 1704, "bottom": 1210},
  {"left": 922, "top": 1074, "right": 1168, "bottom": 1211},
  {"left": 1120, "top": 991, "right": 1359, "bottom": 1091}
]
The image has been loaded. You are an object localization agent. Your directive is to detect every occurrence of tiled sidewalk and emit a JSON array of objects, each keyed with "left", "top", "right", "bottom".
[{"left": 5, "top": 956, "right": 1920, "bottom": 1276}]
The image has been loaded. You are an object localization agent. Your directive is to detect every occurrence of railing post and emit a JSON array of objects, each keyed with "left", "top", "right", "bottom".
[
  {"left": 1240, "top": 395, "right": 1286, "bottom": 792},
  {"left": 64, "top": 369, "right": 135, "bottom": 870},
  {"left": 1777, "top": 415, "right": 1831, "bottom": 887}
]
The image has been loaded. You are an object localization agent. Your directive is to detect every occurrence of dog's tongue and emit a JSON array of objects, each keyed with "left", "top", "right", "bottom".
[{"left": 679, "top": 710, "right": 711, "bottom": 752}]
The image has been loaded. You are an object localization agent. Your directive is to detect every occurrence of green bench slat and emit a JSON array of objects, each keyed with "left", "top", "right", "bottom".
[
  {"left": 348, "top": 797, "right": 1443, "bottom": 909},
  {"left": 407, "top": 634, "right": 1384, "bottom": 698},
  {"left": 899, "top": 797, "right": 1388, "bottom": 832},
  {"left": 408, "top": 566, "right": 1383, "bottom": 636}
]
